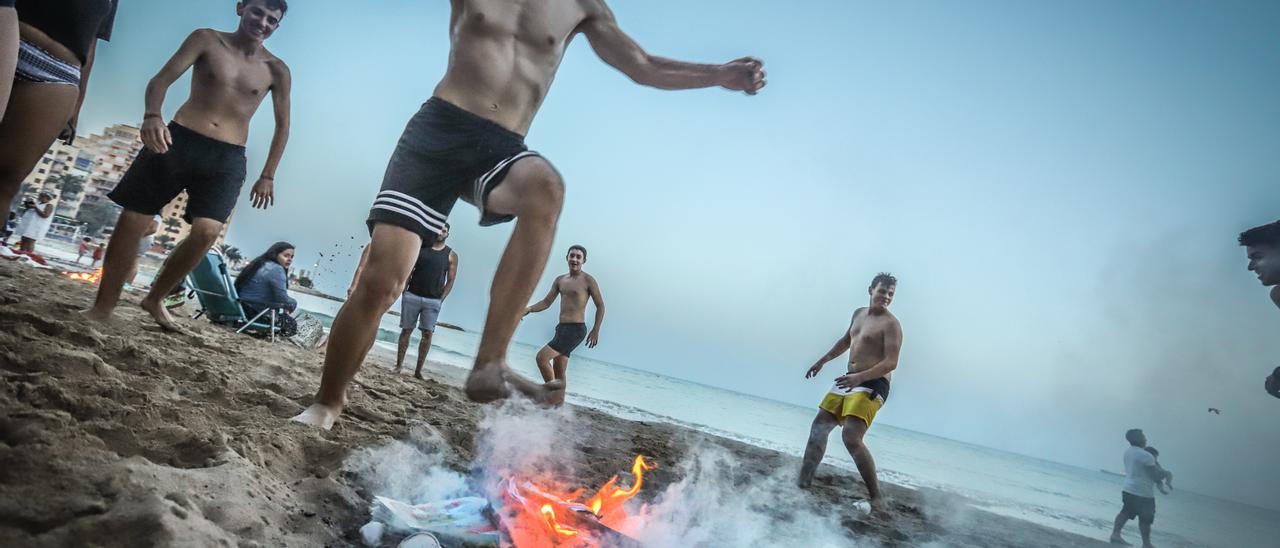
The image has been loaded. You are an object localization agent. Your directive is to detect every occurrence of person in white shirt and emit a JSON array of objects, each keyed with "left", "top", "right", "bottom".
[
  {"left": 1110, "top": 428, "right": 1162, "bottom": 547},
  {"left": 13, "top": 190, "right": 54, "bottom": 253}
]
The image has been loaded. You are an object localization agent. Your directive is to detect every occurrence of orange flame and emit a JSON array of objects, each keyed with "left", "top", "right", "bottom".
[
  {"left": 63, "top": 268, "right": 103, "bottom": 284},
  {"left": 587, "top": 455, "right": 655, "bottom": 523},
  {"left": 540, "top": 504, "right": 579, "bottom": 537}
]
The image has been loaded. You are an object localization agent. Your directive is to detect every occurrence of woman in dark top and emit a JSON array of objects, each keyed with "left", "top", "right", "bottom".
[
  {"left": 234, "top": 241, "right": 299, "bottom": 337},
  {"left": 0, "top": 0, "right": 116, "bottom": 210}
]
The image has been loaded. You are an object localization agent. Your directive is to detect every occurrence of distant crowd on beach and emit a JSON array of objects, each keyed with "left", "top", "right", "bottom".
[{"left": 2, "top": 2, "right": 1277, "bottom": 545}]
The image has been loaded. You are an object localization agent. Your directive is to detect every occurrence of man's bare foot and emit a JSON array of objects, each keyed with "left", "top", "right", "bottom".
[
  {"left": 414, "top": 373, "right": 425, "bottom": 380},
  {"left": 140, "top": 297, "right": 186, "bottom": 333},
  {"left": 464, "top": 364, "right": 564, "bottom": 404},
  {"left": 80, "top": 307, "right": 113, "bottom": 322},
  {"left": 290, "top": 403, "right": 342, "bottom": 430},
  {"left": 1110, "top": 535, "right": 1132, "bottom": 545}
]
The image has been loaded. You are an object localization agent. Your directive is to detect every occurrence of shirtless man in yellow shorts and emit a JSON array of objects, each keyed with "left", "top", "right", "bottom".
[{"left": 798, "top": 273, "right": 903, "bottom": 508}]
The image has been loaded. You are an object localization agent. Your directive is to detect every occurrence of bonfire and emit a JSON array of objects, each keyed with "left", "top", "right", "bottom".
[
  {"left": 498, "top": 455, "right": 654, "bottom": 548},
  {"left": 63, "top": 268, "right": 103, "bottom": 284}
]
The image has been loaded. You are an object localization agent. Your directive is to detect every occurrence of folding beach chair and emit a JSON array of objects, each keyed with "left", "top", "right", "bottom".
[{"left": 186, "top": 251, "right": 281, "bottom": 341}]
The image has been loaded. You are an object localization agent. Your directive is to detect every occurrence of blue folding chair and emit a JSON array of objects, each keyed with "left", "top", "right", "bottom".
[{"left": 186, "top": 251, "right": 280, "bottom": 341}]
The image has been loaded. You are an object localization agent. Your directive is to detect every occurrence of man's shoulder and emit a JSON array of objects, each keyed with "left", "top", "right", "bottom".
[
  {"left": 1270, "top": 285, "right": 1280, "bottom": 309},
  {"left": 187, "top": 28, "right": 221, "bottom": 45}
]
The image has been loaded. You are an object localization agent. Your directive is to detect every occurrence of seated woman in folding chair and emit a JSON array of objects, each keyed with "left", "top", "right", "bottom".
[{"left": 235, "top": 241, "right": 299, "bottom": 338}]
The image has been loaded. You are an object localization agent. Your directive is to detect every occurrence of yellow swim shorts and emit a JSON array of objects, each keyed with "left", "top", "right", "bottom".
[{"left": 818, "top": 377, "right": 890, "bottom": 426}]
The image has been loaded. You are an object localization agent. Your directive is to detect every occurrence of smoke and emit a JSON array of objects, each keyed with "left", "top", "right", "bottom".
[
  {"left": 633, "top": 444, "right": 858, "bottom": 548},
  {"left": 342, "top": 425, "right": 468, "bottom": 504}
]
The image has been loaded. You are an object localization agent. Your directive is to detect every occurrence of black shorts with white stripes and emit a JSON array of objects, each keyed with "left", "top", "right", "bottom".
[{"left": 367, "top": 97, "right": 542, "bottom": 239}]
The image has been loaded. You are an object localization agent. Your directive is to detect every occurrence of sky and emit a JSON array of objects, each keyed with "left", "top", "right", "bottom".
[{"left": 75, "top": 0, "right": 1280, "bottom": 510}]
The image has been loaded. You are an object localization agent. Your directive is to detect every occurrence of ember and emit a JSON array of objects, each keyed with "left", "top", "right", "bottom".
[{"left": 63, "top": 268, "right": 103, "bottom": 284}]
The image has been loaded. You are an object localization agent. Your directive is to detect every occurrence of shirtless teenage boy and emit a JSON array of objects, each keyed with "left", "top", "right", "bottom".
[
  {"left": 84, "top": 0, "right": 291, "bottom": 330},
  {"left": 524, "top": 245, "right": 605, "bottom": 404},
  {"left": 293, "top": 0, "right": 764, "bottom": 429},
  {"left": 798, "top": 273, "right": 904, "bottom": 508}
]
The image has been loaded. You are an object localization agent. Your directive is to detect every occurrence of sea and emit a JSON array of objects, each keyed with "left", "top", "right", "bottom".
[{"left": 294, "top": 292, "right": 1276, "bottom": 547}]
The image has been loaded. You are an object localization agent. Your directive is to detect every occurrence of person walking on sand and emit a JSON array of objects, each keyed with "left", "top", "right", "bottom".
[
  {"left": 292, "top": 0, "right": 765, "bottom": 430},
  {"left": 90, "top": 242, "right": 104, "bottom": 267},
  {"left": 1110, "top": 429, "right": 1163, "bottom": 547},
  {"left": 395, "top": 224, "right": 457, "bottom": 379},
  {"left": 797, "top": 273, "right": 903, "bottom": 511},
  {"left": 523, "top": 245, "right": 605, "bottom": 405},
  {"left": 82, "top": 0, "right": 293, "bottom": 333},
  {"left": 76, "top": 237, "right": 91, "bottom": 263}
]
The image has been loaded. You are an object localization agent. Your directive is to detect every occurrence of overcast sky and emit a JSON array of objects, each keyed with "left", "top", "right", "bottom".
[{"left": 76, "top": 0, "right": 1280, "bottom": 510}]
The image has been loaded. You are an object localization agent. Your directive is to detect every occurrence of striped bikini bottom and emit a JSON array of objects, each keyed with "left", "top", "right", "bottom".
[{"left": 15, "top": 39, "right": 80, "bottom": 85}]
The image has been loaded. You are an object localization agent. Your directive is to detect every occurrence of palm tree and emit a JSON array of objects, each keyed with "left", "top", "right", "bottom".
[
  {"left": 162, "top": 216, "right": 183, "bottom": 233},
  {"left": 49, "top": 173, "right": 86, "bottom": 199},
  {"left": 216, "top": 243, "right": 243, "bottom": 266}
]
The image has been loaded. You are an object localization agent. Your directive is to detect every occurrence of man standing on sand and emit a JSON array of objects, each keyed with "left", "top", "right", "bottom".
[
  {"left": 292, "top": 0, "right": 764, "bottom": 429},
  {"left": 1238, "top": 220, "right": 1280, "bottom": 400},
  {"left": 1110, "top": 429, "right": 1162, "bottom": 548},
  {"left": 798, "top": 273, "right": 903, "bottom": 510},
  {"left": 395, "top": 224, "right": 458, "bottom": 380},
  {"left": 83, "top": 0, "right": 291, "bottom": 331},
  {"left": 524, "top": 245, "right": 605, "bottom": 404}
]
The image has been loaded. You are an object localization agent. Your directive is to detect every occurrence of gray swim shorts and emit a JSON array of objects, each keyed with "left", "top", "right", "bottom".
[{"left": 400, "top": 291, "right": 443, "bottom": 332}]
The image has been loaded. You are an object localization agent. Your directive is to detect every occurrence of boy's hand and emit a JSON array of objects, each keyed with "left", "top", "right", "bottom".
[
  {"left": 141, "top": 117, "right": 172, "bottom": 153},
  {"left": 250, "top": 177, "right": 275, "bottom": 208}
]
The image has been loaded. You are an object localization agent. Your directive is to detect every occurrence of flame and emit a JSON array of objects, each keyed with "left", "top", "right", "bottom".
[
  {"left": 501, "top": 455, "right": 655, "bottom": 547},
  {"left": 540, "top": 504, "right": 579, "bottom": 537},
  {"left": 63, "top": 268, "right": 103, "bottom": 284}
]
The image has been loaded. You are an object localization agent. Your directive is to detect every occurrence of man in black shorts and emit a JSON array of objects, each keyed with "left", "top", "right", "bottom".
[
  {"left": 83, "top": 0, "right": 292, "bottom": 331},
  {"left": 292, "top": 1, "right": 763, "bottom": 429},
  {"left": 524, "top": 245, "right": 605, "bottom": 405},
  {"left": 1111, "top": 429, "right": 1161, "bottom": 547}
]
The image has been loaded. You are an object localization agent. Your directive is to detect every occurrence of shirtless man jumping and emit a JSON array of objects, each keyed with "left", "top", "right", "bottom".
[
  {"left": 292, "top": 0, "right": 764, "bottom": 429},
  {"left": 524, "top": 245, "right": 605, "bottom": 405},
  {"left": 798, "top": 273, "right": 904, "bottom": 509},
  {"left": 83, "top": 0, "right": 291, "bottom": 330}
]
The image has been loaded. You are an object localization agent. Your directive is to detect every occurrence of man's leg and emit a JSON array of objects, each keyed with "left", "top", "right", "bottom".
[
  {"left": 138, "top": 218, "right": 224, "bottom": 331},
  {"left": 83, "top": 210, "right": 154, "bottom": 320},
  {"left": 550, "top": 355, "right": 570, "bottom": 405},
  {"left": 1138, "top": 515, "right": 1153, "bottom": 548},
  {"left": 0, "top": 80, "right": 79, "bottom": 213},
  {"left": 292, "top": 224, "right": 421, "bottom": 429},
  {"left": 395, "top": 328, "right": 412, "bottom": 372},
  {"left": 1111, "top": 511, "right": 1131, "bottom": 544},
  {"left": 798, "top": 410, "right": 839, "bottom": 488},
  {"left": 0, "top": 6, "right": 17, "bottom": 122},
  {"left": 413, "top": 329, "right": 433, "bottom": 379},
  {"left": 535, "top": 345, "right": 559, "bottom": 382},
  {"left": 18, "top": 236, "right": 32, "bottom": 252},
  {"left": 465, "top": 158, "right": 566, "bottom": 403},
  {"left": 841, "top": 416, "right": 881, "bottom": 501}
]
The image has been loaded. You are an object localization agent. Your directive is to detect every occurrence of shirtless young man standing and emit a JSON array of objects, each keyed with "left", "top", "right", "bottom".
[
  {"left": 798, "top": 273, "right": 904, "bottom": 509},
  {"left": 524, "top": 245, "right": 605, "bottom": 404},
  {"left": 83, "top": 0, "right": 291, "bottom": 330},
  {"left": 293, "top": 0, "right": 765, "bottom": 429}
]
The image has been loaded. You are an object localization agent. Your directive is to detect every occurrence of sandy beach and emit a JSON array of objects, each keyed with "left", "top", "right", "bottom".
[{"left": 0, "top": 259, "right": 1112, "bottom": 547}]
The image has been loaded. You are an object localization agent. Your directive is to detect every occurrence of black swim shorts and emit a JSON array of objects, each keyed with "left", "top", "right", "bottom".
[
  {"left": 547, "top": 322, "right": 588, "bottom": 357},
  {"left": 1120, "top": 491, "right": 1156, "bottom": 524},
  {"left": 110, "top": 122, "right": 247, "bottom": 224},
  {"left": 367, "top": 97, "right": 544, "bottom": 240}
]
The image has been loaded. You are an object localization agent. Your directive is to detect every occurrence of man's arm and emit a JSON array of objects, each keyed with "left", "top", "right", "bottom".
[
  {"left": 37, "top": 203, "right": 54, "bottom": 218},
  {"left": 62, "top": 41, "right": 98, "bottom": 144},
  {"left": 580, "top": 5, "right": 765, "bottom": 93},
  {"left": 586, "top": 275, "right": 605, "bottom": 348},
  {"left": 141, "top": 30, "right": 209, "bottom": 153},
  {"left": 441, "top": 250, "right": 459, "bottom": 300},
  {"left": 806, "top": 312, "right": 858, "bottom": 378},
  {"left": 524, "top": 279, "right": 560, "bottom": 316},
  {"left": 250, "top": 60, "right": 292, "bottom": 209},
  {"left": 836, "top": 320, "right": 903, "bottom": 388}
]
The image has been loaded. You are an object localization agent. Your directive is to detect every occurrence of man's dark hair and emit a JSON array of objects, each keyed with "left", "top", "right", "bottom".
[
  {"left": 243, "top": 0, "right": 288, "bottom": 16},
  {"left": 1125, "top": 428, "right": 1144, "bottom": 445},
  {"left": 82, "top": 237, "right": 91, "bottom": 242},
  {"left": 869, "top": 272, "right": 897, "bottom": 291},
  {"left": 568, "top": 245, "right": 587, "bottom": 261},
  {"left": 1239, "top": 220, "right": 1280, "bottom": 248}
]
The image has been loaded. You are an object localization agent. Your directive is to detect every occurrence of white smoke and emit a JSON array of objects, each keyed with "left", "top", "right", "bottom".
[{"left": 342, "top": 425, "right": 468, "bottom": 504}]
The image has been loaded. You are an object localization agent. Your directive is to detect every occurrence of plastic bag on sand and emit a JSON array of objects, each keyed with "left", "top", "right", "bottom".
[
  {"left": 372, "top": 496, "right": 499, "bottom": 546},
  {"left": 287, "top": 312, "right": 325, "bottom": 349}
]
